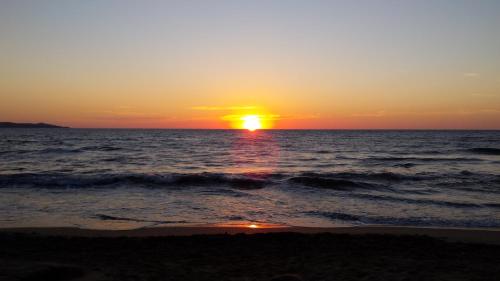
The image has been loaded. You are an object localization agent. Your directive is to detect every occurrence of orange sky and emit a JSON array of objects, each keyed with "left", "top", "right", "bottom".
[{"left": 1, "top": 1, "right": 499, "bottom": 129}]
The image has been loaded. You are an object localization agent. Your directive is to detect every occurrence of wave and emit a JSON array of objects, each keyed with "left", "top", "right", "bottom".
[
  {"left": 305, "top": 211, "right": 360, "bottom": 221},
  {"left": 39, "top": 148, "right": 84, "bottom": 154},
  {"left": 434, "top": 173, "right": 500, "bottom": 193},
  {"left": 306, "top": 211, "right": 500, "bottom": 228},
  {"left": 297, "top": 171, "right": 428, "bottom": 182},
  {"left": 393, "top": 163, "right": 416, "bottom": 168},
  {"left": 93, "top": 214, "right": 187, "bottom": 224},
  {"left": 366, "top": 156, "right": 483, "bottom": 162},
  {"left": 0, "top": 170, "right": 496, "bottom": 191},
  {"left": 350, "top": 193, "right": 493, "bottom": 209},
  {"left": 81, "top": 145, "right": 123, "bottom": 152},
  {"left": 467, "top": 147, "right": 500, "bottom": 155},
  {"left": 289, "top": 176, "right": 374, "bottom": 190},
  {"left": 0, "top": 172, "right": 268, "bottom": 190},
  {"left": 34, "top": 146, "right": 125, "bottom": 154},
  {"left": 287, "top": 171, "right": 439, "bottom": 191},
  {"left": 0, "top": 148, "right": 81, "bottom": 155},
  {"left": 0, "top": 146, "right": 127, "bottom": 156}
]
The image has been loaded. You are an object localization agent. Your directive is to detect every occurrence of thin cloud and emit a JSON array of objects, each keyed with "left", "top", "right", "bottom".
[
  {"left": 475, "top": 108, "right": 500, "bottom": 114},
  {"left": 220, "top": 113, "right": 319, "bottom": 121},
  {"left": 191, "top": 106, "right": 257, "bottom": 111},
  {"left": 387, "top": 109, "right": 500, "bottom": 116},
  {"left": 221, "top": 114, "right": 280, "bottom": 121},
  {"left": 470, "top": 93, "right": 498, "bottom": 97},
  {"left": 463, "top": 72, "right": 480, "bottom": 77},
  {"left": 277, "top": 114, "right": 320, "bottom": 120},
  {"left": 351, "top": 111, "right": 386, "bottom": 117},
  {"left": 93, "top": 107, "right": 168, "bottom": 121}
]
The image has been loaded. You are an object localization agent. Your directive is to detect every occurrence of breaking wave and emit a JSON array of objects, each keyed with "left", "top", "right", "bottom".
[
  {"left": 467, "top": 147, "right": 500, "bottom": 155},
  {"left": 0, "top": 170, "right": 497, "bottom": 191},
  {"left": 0, "top": 172, "right": 269, "bottom": 190},
  {"left": 93, "top": 214, "right": 187, "bottom": 224}
]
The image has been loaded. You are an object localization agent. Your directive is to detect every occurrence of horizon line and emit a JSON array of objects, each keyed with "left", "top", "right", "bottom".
[{"left": 48, "top": 127, "right": 500, "bottom": 131}]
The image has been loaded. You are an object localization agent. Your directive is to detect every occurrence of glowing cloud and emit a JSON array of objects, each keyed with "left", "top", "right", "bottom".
[{"left": 191, "top": 106, "right": 257, "bottom": 111}]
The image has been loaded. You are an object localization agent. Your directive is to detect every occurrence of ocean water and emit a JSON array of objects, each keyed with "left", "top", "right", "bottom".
[{"left": 0, "top": 129, "right": 499, "bottom": 230}]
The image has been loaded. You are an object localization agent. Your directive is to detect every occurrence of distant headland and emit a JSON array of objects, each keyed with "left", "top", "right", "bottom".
[{"left": 0, "top": 122, "right": 69, "bottom": 128}]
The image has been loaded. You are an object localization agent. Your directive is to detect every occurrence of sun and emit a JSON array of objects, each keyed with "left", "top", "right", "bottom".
[{"left": 242, "top": 115, "right": 262, "bottom": 131}]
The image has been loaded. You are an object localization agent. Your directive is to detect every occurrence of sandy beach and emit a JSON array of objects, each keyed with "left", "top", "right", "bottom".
[{"left": 1, "top": 226, "right": 499, "bottom": 281}]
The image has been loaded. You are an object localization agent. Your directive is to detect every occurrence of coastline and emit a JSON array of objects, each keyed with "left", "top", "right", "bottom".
[{"left": 2, "top": 225, "right": 500, "bottom": 244}]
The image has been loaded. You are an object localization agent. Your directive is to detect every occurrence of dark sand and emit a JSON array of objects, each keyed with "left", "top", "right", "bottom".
[{"left": 1, "top": 226, "right": 499, "bottom": 281}]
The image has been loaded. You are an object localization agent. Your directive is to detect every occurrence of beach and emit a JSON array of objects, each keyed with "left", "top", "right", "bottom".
[
  {"left": 1, "top": 130, "right": 500, "bottom": 281},
  {"left": 1, "top": 226, "right": 500, "bottom": 281}
]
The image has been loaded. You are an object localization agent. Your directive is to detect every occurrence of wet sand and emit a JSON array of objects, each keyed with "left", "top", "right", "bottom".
[
  {"left": 1, "top": 226, "right": 499, "bottom": 281},
  {"left": 2, "top": 225, "right": 500, "bottom": 244}
]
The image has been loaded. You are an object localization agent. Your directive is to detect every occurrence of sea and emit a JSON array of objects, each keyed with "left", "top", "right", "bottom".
[{"left": 0, "top": 129, "right": 499, "bottom": 230}]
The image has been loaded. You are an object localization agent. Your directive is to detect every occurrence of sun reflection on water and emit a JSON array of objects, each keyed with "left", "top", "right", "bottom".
[{"left": 212, "top": 221, "right": 287, "bottom": 229}]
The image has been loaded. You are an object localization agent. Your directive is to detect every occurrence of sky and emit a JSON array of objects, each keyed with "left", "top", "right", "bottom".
[{"left": 1, "top": 0, "right": 499, "bottom": 129}]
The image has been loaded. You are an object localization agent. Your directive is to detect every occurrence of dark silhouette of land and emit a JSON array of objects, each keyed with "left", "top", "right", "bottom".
[{"left": 0, "top": 122, "right": 68, "bottom": 128}]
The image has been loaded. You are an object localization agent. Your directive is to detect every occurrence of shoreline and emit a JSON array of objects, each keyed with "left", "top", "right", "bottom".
[{"left": 2, "top": 225, "right": 500, "bottom": 244}]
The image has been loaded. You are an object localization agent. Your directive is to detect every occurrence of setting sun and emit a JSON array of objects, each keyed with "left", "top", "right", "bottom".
[{"left": 242, "top": 115, "right": 262, "bottom": 131}]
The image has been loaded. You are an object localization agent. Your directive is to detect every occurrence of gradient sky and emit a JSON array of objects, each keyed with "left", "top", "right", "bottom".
[{"left": 1, "top": 0, "right": 499, "bottom": 129}]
